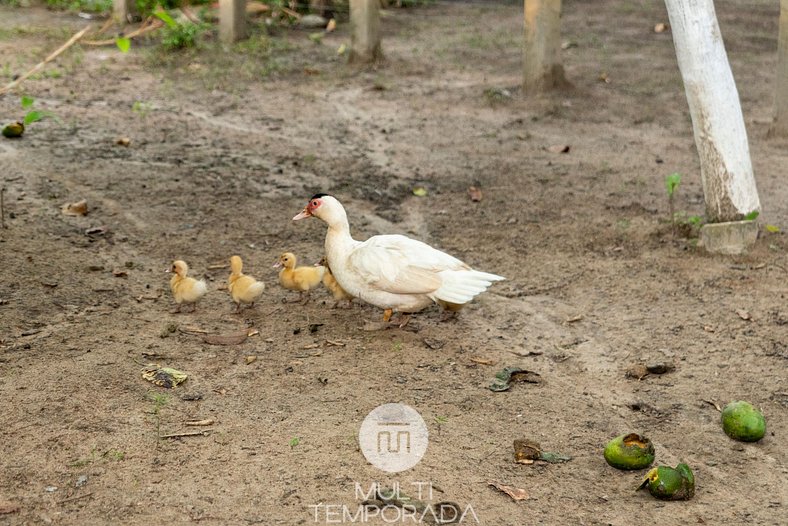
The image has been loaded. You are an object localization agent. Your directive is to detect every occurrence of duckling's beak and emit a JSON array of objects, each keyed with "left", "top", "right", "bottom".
[
  {"left": 293, "top": 207, "right": 311, "bottom": 220},
  {"left": 273, "top": 261, "right": 283, "bottom": 269},
  {"left": 165, "top": 268, "right": 171, "bottom": 273}
]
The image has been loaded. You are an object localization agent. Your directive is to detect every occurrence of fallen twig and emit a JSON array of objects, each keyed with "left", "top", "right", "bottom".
[
  {"left": 57, "top": 492, "right": 93, "bottom": 505},
  {"left": 185, "top": 419, "right": 214, "bottom": 427},
  {"left": 180, "top": 7, "right": 201, "bottom": 24},
  {"left": 160, "top": 430, "right": 211, "bottom": 439},
  {"left": 0, "top": 25, "right": 92, "bottom": 96},
  {"left": 178, "top": 326, "right": 210, "bottom": 335},
  {"left": 82, "top": 18, "right": 163, "bottom": 46},
  {"left": 281, "top": 6, "right": 301, "bottom": 18},
  {"left": 0, "top": 187, "right": 5, "bottom": 229}
]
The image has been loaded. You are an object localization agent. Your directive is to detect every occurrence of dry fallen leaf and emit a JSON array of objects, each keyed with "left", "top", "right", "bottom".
[
  {"left": 202, "top": 330, "right": 248, "bottom": 346},
  {"left": 547, "top": 144, "right": 571, "bottom": 154},
  {"left": 115, "top": 137, "right": 131, "bottom": 147},
  {"left": 736, "top": 309, "right": 752, "bottom": 321},
  {"left": 598, "top": 72, "right": 611, "bottom": 83},
  {"left": 625, "top": 364, "right": 650, "bottom": 380},
  {"left": 245, "top": 355, "right": 257, "bottom": 365},
  {"left": 565, "top": 314, "right": 584, "bottom": 323},
  {"left": 654, "top": 22, "right": 669, "bottom": 33},
  {"left": 112, "top": 269, "right": 128, "bottom": 278},
  {"left": 141, "top": 365, "right": 187, "bottom": 388},
  {"left": 468, "top": 186, "right": 483, "bottom": 202},
  {"left": 488, "top": 482, "right": 528, "bottom": 501},
  {"left": 62, "top": 199, "right": 88, "bottom": 216},
  {"left": 326, "top": 18, "right": 336, "bottom": 32},
  {"left": 703, "top": 399, "right": 722, "bottom": 412}
]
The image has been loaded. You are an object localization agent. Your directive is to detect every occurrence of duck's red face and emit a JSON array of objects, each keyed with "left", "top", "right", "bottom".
[{"left": 293, "top": 196, "right": 323, "bottom": 220}]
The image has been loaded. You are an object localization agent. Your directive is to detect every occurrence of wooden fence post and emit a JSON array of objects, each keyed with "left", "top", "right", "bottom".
[
  {"left": 523, "top": 0, "right": 569, "bottom": 93},
  {"left": 773, "top": 0, "right": 788, "bottom": 136},
  {"left": 220, "top": 0, "right": 247, "bottom": 43},
  {"left": 349, "top": 0, "right": 382, "bottom": 63},
  {"left": 113, "top": 0, "right": 137, "bottom": 25}
]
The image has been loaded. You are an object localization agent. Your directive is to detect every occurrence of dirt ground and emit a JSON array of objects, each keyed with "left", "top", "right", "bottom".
[{"left": 1, "top": 0, "right": 786, "bottom": 524}]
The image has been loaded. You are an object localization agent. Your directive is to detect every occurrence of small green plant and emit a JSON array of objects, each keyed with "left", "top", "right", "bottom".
[
  {"left": 665, "top": 172, "right": 682, "bottom": 238},
  {"left": 103, "top": 449, "right": 126, "bottom": 461},
  {"left": 155, "top": 9, "right": 206, "bottom": 50},
  {"left": 289, "top": 437, "right": 301, "bottom": 448},
  {"left": 45, "top": 0, "right": 112, "bottom": 13},
  {"left": 21, "top": 96, "right": 58, "bottom": 126},
  {"left": 132, "top": 100, "right": 151, "bottom": 117},
  {"left": 434, "top": 415, "right": 448, "bottom": 436},
  {"left": 148, "top": 392, "right": 169, "bottom": 414},
  {"left": 744, "top": 210, "right": 759, "bottom": 221},
  {"left": 115, "top": 36, "right": 131, "bottom": 53}
]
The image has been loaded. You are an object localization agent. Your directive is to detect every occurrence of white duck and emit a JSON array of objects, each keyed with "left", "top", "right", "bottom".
[{"left": 293, "top": 194, "right": 504, "bottom": 323}]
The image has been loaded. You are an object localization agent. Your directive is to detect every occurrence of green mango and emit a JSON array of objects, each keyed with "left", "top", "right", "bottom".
[
  {"left": 722, "top": 401, "right": 766, "bottom": 442},
  {"left": 604, "top": 433, "right": 655, "bottom": 470},
  {"left": 639, "top": 463, "right": 695, "bottom": 500},
  {"left": 2, "top": 121, "right": 24, "bottom": 138}
]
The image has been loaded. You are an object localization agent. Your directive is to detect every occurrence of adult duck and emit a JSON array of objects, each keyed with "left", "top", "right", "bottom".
[{"left": 293, "top": 194, "right": 504, "bottom": 324}]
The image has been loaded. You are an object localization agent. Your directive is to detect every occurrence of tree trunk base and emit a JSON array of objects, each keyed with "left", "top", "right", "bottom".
[{"left": 699, "top": 220, "right": 758, "bottom": 255}]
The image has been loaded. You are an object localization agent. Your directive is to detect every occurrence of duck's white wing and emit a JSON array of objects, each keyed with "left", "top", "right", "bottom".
[{"left": 347, "top": 234, "right": 467, "bottom": 295}]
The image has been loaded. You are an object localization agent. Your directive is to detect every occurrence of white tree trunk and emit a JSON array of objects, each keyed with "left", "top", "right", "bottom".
[
  {"left": 664, "top": 0, "right": 760, "bottom": 222},
  {"left": 523, "top": 0, "right": 569, "bottom": 93},
  {"left": 774, "top": 0, "right": 788, "bottom": 136},
  {"left": 349, "top": 0, "right": 382, "bottom": 63}
]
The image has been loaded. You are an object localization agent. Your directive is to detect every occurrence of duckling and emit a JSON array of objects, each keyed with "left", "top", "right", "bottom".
[
  {"left": 274, "top": 252, "right": 325, "bottom": 304},
  {"left": 318, "top": 256, "right": 354, "bottom": 308},
  {"left": 168, "top": 260, "right": 207, "bottom": 313},
  {"left": 228, "top": 255, "right": 265, "bottom": 312},
  {"left": 437, "top": 300, "right": 464, "bottom": 321}
]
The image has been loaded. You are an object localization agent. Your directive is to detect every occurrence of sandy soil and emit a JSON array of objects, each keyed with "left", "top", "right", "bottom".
[{"left": 0, "top": 1, "right": 786, "bottom": 524}]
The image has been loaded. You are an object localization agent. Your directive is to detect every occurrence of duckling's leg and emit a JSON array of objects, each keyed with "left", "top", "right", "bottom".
[
  {"left": 440, "top": 309, "right": 459, "bottom": 322},
  {"left": 234, "top": 301, "right": 242, "bottom": 313},
  {"left": 382, "top": 309, "right": 393, "bottom": 322},
  {"left": 393, "top": 312, "right": 411, "bottom": 328},
  {"left": 299, "top": 291, "right": 311, "bottom": 305}
]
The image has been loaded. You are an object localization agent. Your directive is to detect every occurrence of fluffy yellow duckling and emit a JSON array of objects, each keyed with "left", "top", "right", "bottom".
[
  {"left": 274, "top": 252, "right": 325, "bottom": 304},
  {"left": 437, "top": 300, "right": 464, "bottom": 320},
  {"left": 228, "top": 255, "right": 265, "bottom": 312},
  {"left": 168, "top": 260, "right": 207, "bottom": 313},
  {"left": 318, "top": 256, "right": 354, "bottom": 308}
]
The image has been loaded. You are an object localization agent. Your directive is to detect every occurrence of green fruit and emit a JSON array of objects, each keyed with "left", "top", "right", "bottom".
[
  {"left": 722, "top": 401, "right": 766, "bottom": 442},
  {"left": 638, "top": 463, "right": 695, "bottom": 500},
  {"left": 604, "top": 433, "right": 655, "bottom": 470},
  {"left": 2, "top": 121, "right": 24, "bottom": 138}
]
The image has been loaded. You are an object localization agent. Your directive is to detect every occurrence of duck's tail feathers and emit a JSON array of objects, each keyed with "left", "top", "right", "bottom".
[{"left": 430, "top": 270, "right": 505, "bottom": 305}]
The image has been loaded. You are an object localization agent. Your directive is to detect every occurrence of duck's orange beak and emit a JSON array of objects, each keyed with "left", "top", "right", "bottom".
[{"left": 293, "top": 207, "right": 311, "bottom": 221}]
